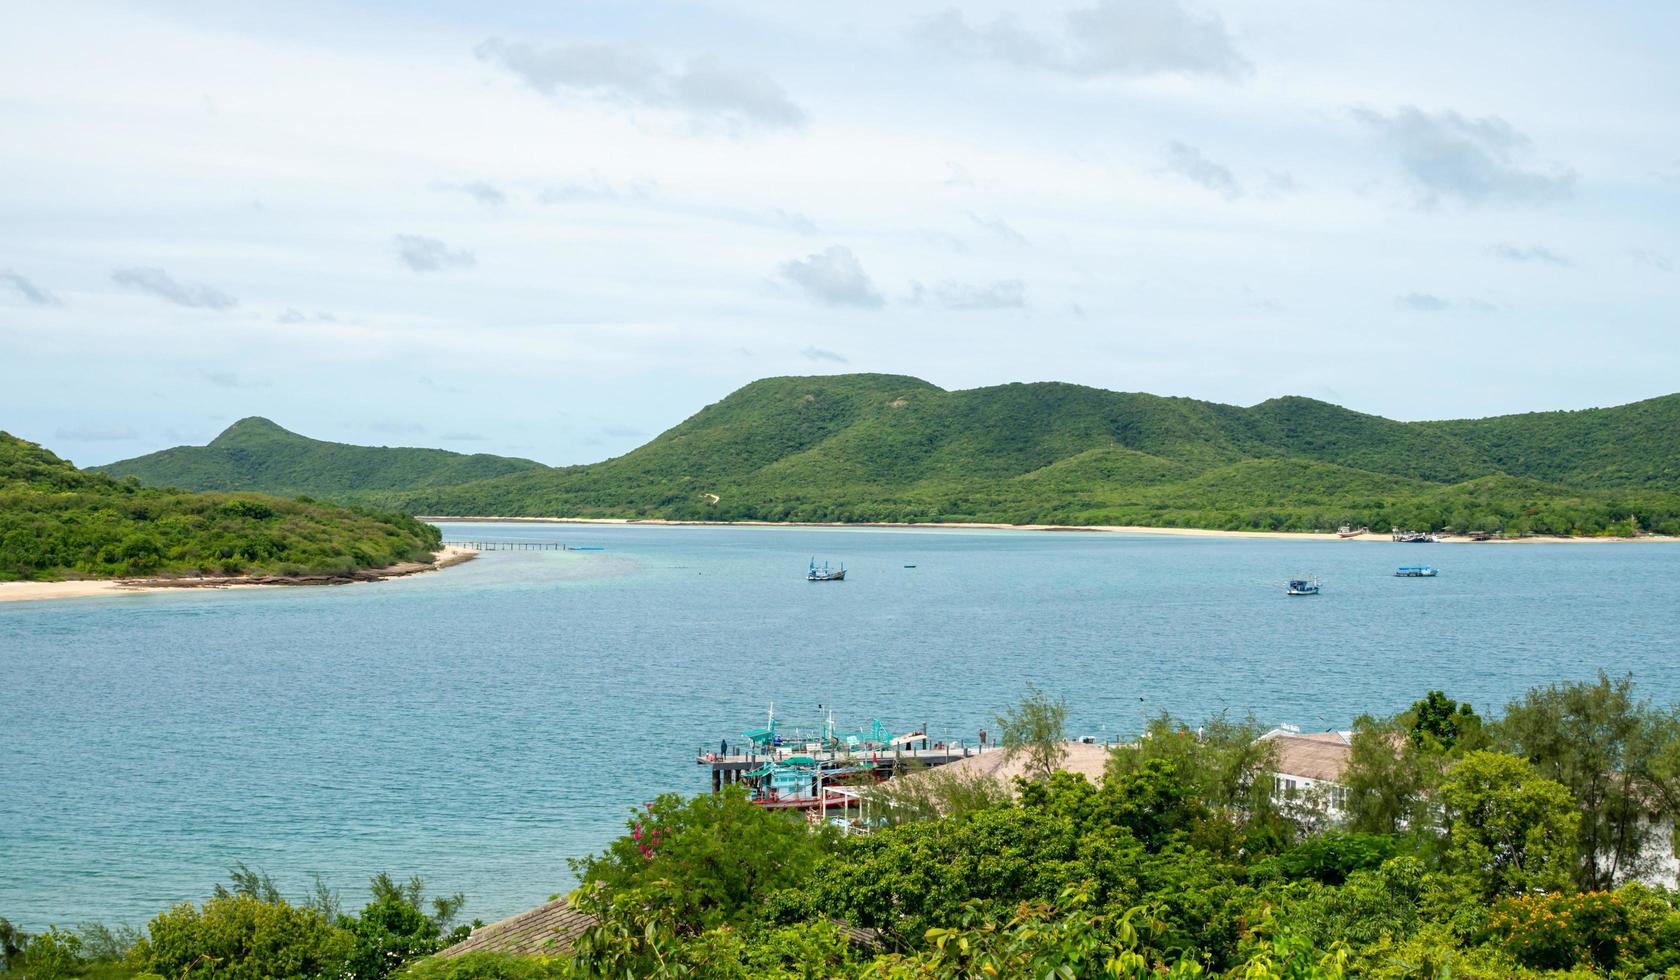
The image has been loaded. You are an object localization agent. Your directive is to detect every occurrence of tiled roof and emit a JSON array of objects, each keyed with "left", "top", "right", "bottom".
[
  {"left": 1264, "top": 729, "right": 1352, "bottom": 783},
  {"left": 435, "top": 895, "right": 882, "bottom": 960},
  {"left": 906, "top": 741, "right": 1115, "bottom": 788},
  {"left": 436, "top": 896, "right": 595, "bottom": 958}
]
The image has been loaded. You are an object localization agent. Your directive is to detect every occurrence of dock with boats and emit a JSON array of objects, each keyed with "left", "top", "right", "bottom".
[{"left": 697, "top": 707, "right": 1013, "bottom": 821}]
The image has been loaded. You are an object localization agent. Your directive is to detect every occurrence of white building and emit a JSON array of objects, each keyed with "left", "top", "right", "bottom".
[{"left": 1260, "top": 725, "right": 1352, "bottom": 823}]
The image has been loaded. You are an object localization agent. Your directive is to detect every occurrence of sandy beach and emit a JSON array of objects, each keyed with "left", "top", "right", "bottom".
[
  {"left": 419, "top": 516, "right": 1677, "bottom": 545},
  {"left": 0, "top": 545, "right": 477, "bottom": 605}
]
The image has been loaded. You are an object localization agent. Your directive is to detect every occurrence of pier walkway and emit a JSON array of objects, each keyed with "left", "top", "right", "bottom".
[
  {"left": 441, "top": 540, "right": 572, "bottom": 551},
  {"left": 698, "top": 744, "right": 1005, "bottom": 792}
]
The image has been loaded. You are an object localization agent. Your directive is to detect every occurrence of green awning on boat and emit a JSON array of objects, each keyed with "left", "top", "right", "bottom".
[
  {"left": 782, "top": 756, "right": 818, "bottom": 767},
  {"left": 743, "top": 727, "right": 775, "bottom": 743}
]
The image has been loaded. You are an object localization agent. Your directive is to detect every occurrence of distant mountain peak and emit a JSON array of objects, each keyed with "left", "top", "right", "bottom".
[{"left": 208, "top": 417, "right": 301, "bottom": 447}]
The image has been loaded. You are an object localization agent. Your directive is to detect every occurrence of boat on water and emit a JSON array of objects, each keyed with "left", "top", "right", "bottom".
[
  {"left": 807, "top": 558, "right": 846, "bottom": 581},
  {"left": 1395, "top": 565, "right": 1438, "bottom": 577},
  {"left": 1286, "top": 578, "right": 1322, "bottom": 596},
  {"left": 1391, "top": 529, "right": 1441, "bottom": 543}
]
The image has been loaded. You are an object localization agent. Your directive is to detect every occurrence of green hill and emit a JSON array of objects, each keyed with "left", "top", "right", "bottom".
[
  {"left": 1, "top": 430, "right": 441, "bottom": 581},
  {"left": 94, "top": 416, "right": 544, "bottom": 497},
  {"left": 96, "top": 376, "right": 1680, "bottom": 536}
]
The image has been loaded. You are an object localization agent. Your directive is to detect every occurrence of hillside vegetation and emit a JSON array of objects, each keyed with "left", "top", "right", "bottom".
[
  {"left": 95, "top": 416, "right": 543, "bottom": 497},
  {"left": 100, "top": 376, "right": 1680, "bottom": 535},
  {"left": 1, "top": 430, "right": 441, "bottom": 581}
]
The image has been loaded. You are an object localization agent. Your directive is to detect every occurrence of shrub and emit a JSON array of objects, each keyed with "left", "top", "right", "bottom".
[
  {"left": 1487, "top": 891, "right": 1628, "bottom": 972},
  {"left": 129, "top": 893, "right": 354, "bottom": 980}
]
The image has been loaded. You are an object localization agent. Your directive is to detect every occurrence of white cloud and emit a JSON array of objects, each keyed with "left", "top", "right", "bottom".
[
  {"left": 392, "top": 235, "right": 476, "bottom": 273},
  {"left": 1395, "top": 292, "right": 1496, "bottom": 313},
  {"left": 439, "top": 180, "right": 508, "bottom": 206},
  {"left": 277, "top": 307, "right": 338, "bottom": 324},
  {"left": 778, "top": 246, "right": 883, "bottom": 308},
  {"left": 1, "top": 269, "right": 61, "bottom": 306},
  {"left": 110, "top": 267, "right": 237, "bottom": 309},
  {"left": 967, "top": 211, "right": 1028, "bottom": 245},
  {"left": 1163, "top": 141, "right": 1240, "bottom": 199},
  {"left": 1631, "top": 249, "right": 1673, "bottom": 273},
  {"left": 1491, "top": 243, "right": 1571, "bottom": 266},
  {"left": 1354, "top": 106, "right": 1576, "bottom": 206},
  {"left": 55, "top": 424, "right": 139, "bottom": 441},
  {"left": 910, "top": 279, "right": 1026, "bottom": 311},
  {"left": 801, "top": 346, "right": 848, "bottom": 364},
  {"left": 475, "top": 37, "right": 805, "bottom": 132},
  {"left": 915, "top": 0, "right": 1250, "bottom": 80}
]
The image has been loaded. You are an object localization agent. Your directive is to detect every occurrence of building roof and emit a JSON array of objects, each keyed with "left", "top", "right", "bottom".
[
  {"left": 1262, "top": 729, "right": 1353, "bottom": 783},
  {"left": 436, "top": 895, "right": 594, "bottom": 959},
  {"left": 898, "top": 741, "right": 1114, "bottom": 789},
  {"left": 435, "top": 895, "right": 882, "bottom": 960}
]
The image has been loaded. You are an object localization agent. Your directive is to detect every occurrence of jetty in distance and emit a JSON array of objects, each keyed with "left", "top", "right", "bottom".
[{"left": 441, "top": 539, "right": 575, "bottom": 551}]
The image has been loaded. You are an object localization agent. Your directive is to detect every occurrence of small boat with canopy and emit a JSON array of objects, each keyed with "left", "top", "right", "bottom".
[{"left": 1286, "top": 577, "right": 1322, "bottom": 596}]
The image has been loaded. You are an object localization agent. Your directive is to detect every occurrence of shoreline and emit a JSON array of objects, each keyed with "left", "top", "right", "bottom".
[
  {"left": 0, "top": 545, "right": 478, "bottom": 605},
  {"left": 417, "top": 516, "right": 1678, "bottom": 545}
]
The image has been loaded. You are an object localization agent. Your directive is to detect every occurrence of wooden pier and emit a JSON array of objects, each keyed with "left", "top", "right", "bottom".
[
  {"left": 442, "top": 540, "right": 572, "bottom": 551},
  {"left": 699, "top": 745, "right": 1000, "bottom": 793}
]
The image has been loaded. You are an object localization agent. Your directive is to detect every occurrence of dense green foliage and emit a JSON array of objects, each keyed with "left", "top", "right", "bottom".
[
  {"left": 95, "top": 417, "right": 543, "bottom": 498},
  {"left": 1, "top": 870, "right": 470, "bottom": 980},
  {"left": 14, "top": 678, "right": 1680, "bottom": 977},
  {"left": 0, "top": 430, "right": 441, "bottom": 581},
  {"left": 99, "top": 375, "right": 1680, "bottom": 534}
]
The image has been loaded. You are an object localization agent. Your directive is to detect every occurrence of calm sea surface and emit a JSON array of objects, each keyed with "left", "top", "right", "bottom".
[{"left": 3, "top": 522, "right": 1678, "bottom": 929}]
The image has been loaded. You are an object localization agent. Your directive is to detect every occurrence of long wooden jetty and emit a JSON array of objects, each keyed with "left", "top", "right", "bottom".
[
  {"left": 699, "top": 745, "right": 998, "bottom": 792},
  {"left": 442, "top": 540, "right": 571, "bottom": 551}
]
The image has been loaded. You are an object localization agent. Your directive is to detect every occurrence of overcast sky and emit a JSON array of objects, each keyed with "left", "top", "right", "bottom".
[{"left": 3, "top": 1, "right": 1677, "bottom": 467}]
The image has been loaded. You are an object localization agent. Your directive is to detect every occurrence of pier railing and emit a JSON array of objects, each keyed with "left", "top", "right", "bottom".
[{"left": 443, "top": 540, "right": 569, "bottom": 551}]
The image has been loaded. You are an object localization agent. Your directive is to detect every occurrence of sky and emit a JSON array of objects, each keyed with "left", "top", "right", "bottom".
[{"left": 2, "top": 1, "right": 1677, "bottom": 468}]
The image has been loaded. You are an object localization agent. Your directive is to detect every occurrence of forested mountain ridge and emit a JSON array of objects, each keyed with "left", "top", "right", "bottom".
[
  {"left": 96, "top": 376, "right": 1680, "bottom": 535},
  {"left": 1, "top": 430, "right": 441, "bottom": 581},
  {"left": 94, "top": 416, "right": 545, "bottom": 498}
]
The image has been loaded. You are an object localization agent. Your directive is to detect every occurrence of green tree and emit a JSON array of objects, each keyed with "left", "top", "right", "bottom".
[
  {"left": 571, "top": 787, "right": 833, "bottom": 941},
  {"left": 995, "top": 684, "right": 1068, "bottom": 781},
  {"left": 1404, "top": 691, "right": 1484, "bottom": 752},
  {"left": 1339, "top": 715, "right": 1441, "bottom": 837},
  {"left": 1106, "top": 713, "right": 1280, "bottom": 830},
  {"left": 1439, "top": 751, "right": 1579, "bottom": 898},
  {"left": 129, "top": 892, "right": 354, "bottom": 980},
  {"left": 340, "top": 873, "right": 469, "bottom": 979},
  {"left": 1495, "top": 671, "right": 1680, "bottom": 889}
]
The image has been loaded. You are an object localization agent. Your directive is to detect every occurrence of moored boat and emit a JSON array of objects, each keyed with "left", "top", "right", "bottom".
[
  {"left": 1395, "top": 565, "right": 1438, "bottom": 577},
  {"left": 1286, "top": 577, "right": 1322, "bottom": 596},
  {"left": 807, "top": 558, "right": 846, "bottom": 581},
  {"left": 1391, "top": 529, "right": 1440, "bottom": 543}
]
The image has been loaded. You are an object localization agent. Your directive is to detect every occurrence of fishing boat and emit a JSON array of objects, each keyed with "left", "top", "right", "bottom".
[
  {"left": 1286, "top": 578, "right": 1322, "bottom": 596},
  {"left": 1395, "top": 565, "right": 1438, "bottom": 577},
  {"left": 1391, "top": 529, "right": 1440, "bottom": 543},
  {"left": 1337, "top": 525, "right": 1369, "bottom": 538},
  {"left": 807, "top": 558, "right": 846, "bottom": 581}
]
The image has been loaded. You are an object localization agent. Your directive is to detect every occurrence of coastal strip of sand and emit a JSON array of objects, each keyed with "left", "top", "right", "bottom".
[
  {"left": 418, "top": 516, "right": 1677, "bottom": 545},
  {"left": 0, "top": 545, "right": 477, "bottom": 605}
]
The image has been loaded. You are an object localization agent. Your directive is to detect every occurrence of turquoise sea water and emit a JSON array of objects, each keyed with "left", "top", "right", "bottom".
[{"left": 3, "top": 522, "right": 1678, "bottom": 930}]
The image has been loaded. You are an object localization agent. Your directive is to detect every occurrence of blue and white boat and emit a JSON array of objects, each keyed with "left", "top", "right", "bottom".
[
  {"left": 1395, "top": 565, "right": 1438, "bottom": 577},
  {"left": 1286, "top": 577, "right": 1321, "bottom": 596},
  {"left": 807, "top": 558, "right": 846, "bottom": 582}
]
